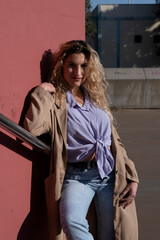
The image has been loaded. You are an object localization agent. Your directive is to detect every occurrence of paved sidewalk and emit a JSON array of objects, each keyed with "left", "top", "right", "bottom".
[{"left": 112, "top": 109, "right": 160, "bottom": 240}]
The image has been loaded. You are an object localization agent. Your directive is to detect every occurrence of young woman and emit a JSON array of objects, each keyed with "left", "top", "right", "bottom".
[{"left": 23, "top": 40, "right": 139, "bottom": 240}]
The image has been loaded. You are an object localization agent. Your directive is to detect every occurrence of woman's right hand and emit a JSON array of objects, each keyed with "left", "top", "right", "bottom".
[{"left": 39, "top": 82, "right": 56, "bottom": 94}]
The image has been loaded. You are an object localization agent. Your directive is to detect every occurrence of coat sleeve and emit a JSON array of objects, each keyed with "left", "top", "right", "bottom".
[
  {"left": 112, "top": 126, "right": 139, "bottom": 184},
  {"left": 23, "top": 86, "right": 55, "bottom": 137}
]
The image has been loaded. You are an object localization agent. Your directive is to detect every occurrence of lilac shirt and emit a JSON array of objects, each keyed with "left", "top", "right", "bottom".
[{"left": 66, "top": 90, "right": 114, "bottom": 179}]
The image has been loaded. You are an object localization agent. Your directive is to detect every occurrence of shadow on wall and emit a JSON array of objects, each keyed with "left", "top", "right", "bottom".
[{"left": 18, "top": 49, "right": 55, "bottom": 129}]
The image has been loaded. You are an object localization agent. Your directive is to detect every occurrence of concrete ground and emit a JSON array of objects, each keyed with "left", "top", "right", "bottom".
[{"left": 112, "top": 109, "right": 160, "bottom": 240}]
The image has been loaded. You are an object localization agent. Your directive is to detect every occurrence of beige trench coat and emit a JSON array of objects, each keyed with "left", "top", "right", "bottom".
[{"left": 24, "top": 87, "right": 139, "bottom": 240}]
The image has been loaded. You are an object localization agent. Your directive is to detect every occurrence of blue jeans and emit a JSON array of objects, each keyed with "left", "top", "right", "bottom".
[{"left": 60, "top": 164, "right": 115, "bottom": 240}]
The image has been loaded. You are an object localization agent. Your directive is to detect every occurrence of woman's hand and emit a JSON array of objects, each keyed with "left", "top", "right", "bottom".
[
  {"left": 39, "top": 82, "right": 56, "bottom": 94},
  {"left": 119, "top": 181, "right": 138, "bottom": 209}
]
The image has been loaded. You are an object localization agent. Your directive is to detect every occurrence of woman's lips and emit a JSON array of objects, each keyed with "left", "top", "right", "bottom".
[{"left": 73, "top": 77, "right": 82, "bottom": 81}]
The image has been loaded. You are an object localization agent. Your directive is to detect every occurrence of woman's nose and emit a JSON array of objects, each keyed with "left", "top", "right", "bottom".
[{"left": 74, "top": 66, "right": 82, "bottom": 76}]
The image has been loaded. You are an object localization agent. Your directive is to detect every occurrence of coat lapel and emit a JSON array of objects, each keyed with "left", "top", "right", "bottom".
[{"left": 54, "top": 95, "right": 67, "bottom": 148}]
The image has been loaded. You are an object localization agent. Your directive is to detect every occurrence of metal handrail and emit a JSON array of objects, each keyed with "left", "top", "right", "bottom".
[{"left": 0, "top": 113, "right": 51, "bottom": 155}]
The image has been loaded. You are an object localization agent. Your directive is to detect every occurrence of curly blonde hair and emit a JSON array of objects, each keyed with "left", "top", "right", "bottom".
[{"left": 51, "top": 40, "right": 113, "bottom": 123}]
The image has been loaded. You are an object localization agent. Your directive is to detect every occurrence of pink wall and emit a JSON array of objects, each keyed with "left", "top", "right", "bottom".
[{"left": 0, "top": 0, "right": 85, "bottom": 239}]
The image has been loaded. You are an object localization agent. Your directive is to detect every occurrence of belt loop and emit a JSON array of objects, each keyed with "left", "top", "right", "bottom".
[{"left": 87, "top": 162, "right": 90, "bottom": 169}]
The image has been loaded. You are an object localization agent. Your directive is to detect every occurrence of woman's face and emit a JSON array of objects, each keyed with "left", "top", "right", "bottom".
[{"left": 63, "top": 53, "right": 88, "bottom": 90}]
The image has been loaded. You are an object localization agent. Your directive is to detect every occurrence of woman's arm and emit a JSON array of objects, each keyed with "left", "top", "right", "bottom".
[{"left": 23, "top": 83, "right": 55, "bottom": 137}]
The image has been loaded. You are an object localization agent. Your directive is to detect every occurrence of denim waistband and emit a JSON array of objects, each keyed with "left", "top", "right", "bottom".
[{"left": 67, "top": 161, "right": 97, "bottom": 170}]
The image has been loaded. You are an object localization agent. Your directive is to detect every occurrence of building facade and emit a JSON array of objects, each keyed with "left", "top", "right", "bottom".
[{"left": 89, "top": 4, "right": 160, "bottom": 68}]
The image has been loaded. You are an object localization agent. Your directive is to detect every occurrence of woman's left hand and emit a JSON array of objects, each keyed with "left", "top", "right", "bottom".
[{"left": 119, "top": 181, "right": 138, "bottom": 209}]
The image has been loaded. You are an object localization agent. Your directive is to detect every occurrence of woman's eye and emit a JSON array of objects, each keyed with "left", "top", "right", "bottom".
[
  {"left": 68, "top": 63, "right": 75, "bottom": 67},
  {"left": 81, "top": 63, "right": 88, "bottom": 68}
]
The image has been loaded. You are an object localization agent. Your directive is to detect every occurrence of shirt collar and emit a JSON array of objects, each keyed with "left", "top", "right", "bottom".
[{"left": 66, "top": 88, "right": 91, "bottom": 111}]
